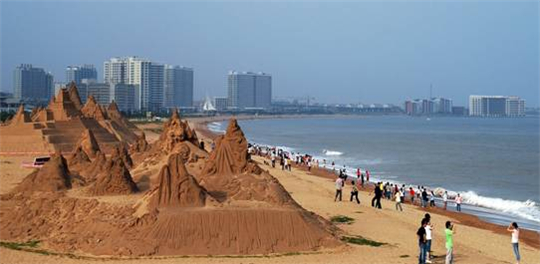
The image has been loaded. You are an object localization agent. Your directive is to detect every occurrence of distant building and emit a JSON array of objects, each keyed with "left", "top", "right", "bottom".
[
  {"left": 164, "top": 65, "right": 194, "bottom": 108},
  {"left": 78, "top": 80, "right": 136, "bottom": 112},
  {"left": 111, "top": 83, "right": 137, "bottom": 112},
  {"left": 104, "top": 57, "right": 164, "bottom": 112},
  {"left": 451, "top": 106, "right": 466, "bottom": 116},
  {"left": 228, "top": 71, "right": 272, "bottom": 109},
  {"left": 214, "top": 97, "right": 229, "bottom": 111},
  {"left": 405, "top": 97, "right": 452, "bottom": 115},
  {"left": 505, "top": 96, "right": 525, "bottom": 117},
  {"left": 432, "top": 97, "right": 453, "bottom": 114},
  {"left": 13, "top": 64, "right": 54, "bottom": 101},
  {"left": 65, "top": 65, "right": 97, "bottom": 85},
  {"left": 79, "top": 79, "right": 110, "bottom": 105},
  {"left": 469, "top": 95, "right": 524, "bottom": 117}
]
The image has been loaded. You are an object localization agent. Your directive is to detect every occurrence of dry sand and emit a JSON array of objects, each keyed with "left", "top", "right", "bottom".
[{"left": 0, "top": 117, "right": 539, "bottom": 264}]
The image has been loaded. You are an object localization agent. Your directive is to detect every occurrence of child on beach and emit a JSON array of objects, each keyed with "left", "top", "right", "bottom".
[
  {"left": 445, "top": 221, "right": 456, "bottom": 264},
  {"left": 507, "top": 222, "right": 521, "bottom": 264},
  {"left": 350, "top": 181, "right": 360, "bottom": 204},
  {"left": 395, "top": 189, "right": 403, "bottom": 211}
]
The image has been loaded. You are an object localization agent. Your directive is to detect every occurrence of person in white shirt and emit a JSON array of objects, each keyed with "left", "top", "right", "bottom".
[
  {"left": 507, "top": 222, "right": 521, "bottom": 264},
  {"left": 395, "top": 190, "right": 403, "bottom": 211},
  {"left": 334, "top": 177, "right": 344, "bottom": 202},
  {"left": 425, "top": 217, "right": 433, "bottom": 263}
]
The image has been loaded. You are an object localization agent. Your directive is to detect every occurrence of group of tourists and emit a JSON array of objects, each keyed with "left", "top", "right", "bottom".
[{"left": 251, "top": 144, "right": 524, "bottom": 264}]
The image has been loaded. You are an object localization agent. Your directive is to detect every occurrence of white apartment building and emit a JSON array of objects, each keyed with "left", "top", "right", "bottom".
[
  {"left": 104, "top": 57, "right": 164, "bottom": 112},
  {"left": 469, "top": 95, "right": 525, "bottom": 117}
]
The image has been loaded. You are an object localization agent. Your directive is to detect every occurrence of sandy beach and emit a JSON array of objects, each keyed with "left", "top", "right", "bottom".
[{"left": 0, "top": 117, "right": 538, "bottom": 264}]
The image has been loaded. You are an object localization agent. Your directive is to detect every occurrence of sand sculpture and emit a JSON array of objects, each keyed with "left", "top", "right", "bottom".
[
  {"left": 13, "top": 152, "right": 73, "bottom": 193},
  {"left": 0, "top": 112, "right": 341, "bottom": 257},
  {"left": 0, "top": 83, "right": 138, "bottom": 154},
  {"left": 147, "top": 153, "right": 209, "bottom": 208},
  {"left": 88, "top": 155, "right": 139, "bottom": 196},
  {"left": 130, "top": 131, "right": 149, "bottom": 153}
]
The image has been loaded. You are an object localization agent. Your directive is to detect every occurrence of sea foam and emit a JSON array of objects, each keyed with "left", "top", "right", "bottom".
[{"left": 323, "top": 150, "right": 343, "bottom": 156}]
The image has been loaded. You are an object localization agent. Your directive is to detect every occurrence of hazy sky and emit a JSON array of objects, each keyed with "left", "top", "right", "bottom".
[{"left": 1, "top": 0, "right": 538, "bottom": 106}]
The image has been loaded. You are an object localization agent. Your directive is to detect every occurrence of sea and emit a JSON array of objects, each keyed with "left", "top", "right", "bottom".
[{"left": 207, "top": 116, "right": 540, "bottom": 231}]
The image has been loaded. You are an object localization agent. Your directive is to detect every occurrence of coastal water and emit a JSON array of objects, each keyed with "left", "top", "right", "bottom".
[{"left": 208, "top": 116, "right": 540, "bottom": 231}]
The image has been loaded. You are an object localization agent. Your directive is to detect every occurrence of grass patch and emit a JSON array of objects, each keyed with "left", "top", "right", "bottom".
[
  {"left": 0, "top": 240, "right": 40, "bottom": 250},
  {"left": 341, "top": 236, "right": 386, "bottom": 247},
  {"left": 330, "top": 215, "right": 355, "bottom": 224}
]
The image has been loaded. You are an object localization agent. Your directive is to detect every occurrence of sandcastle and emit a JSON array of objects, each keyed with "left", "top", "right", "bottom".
[
  {"left": 0, "top": 82, "right": 138, "bottom": 154},
  {"left": 0, "top": 111, "right": 341, "bottom": 256}
]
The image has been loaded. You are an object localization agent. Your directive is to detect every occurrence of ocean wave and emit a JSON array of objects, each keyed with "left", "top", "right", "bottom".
[
  {"left": 356, "top": 158, "right": 383, "bottom": 165},
  {"left": 323, "top": 150, "right": 343, "bottom": 156},
  {"left": 207, "top": 122, "right": 225, "bottom": 133},
  {"left": 460, "top": 191, "right": 540, "bottom": 223}
]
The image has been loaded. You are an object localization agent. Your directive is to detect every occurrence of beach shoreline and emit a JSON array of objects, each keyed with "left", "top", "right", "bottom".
[{"left": 190, "top": 117, "right": 540, "bottom": 250}]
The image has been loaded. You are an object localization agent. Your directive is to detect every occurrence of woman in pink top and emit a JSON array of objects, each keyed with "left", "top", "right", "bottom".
[{"left": 455, "top": 193, "right": 462, "bottom": 212}]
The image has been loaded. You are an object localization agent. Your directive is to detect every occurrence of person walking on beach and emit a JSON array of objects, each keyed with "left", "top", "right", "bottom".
[
  {"left": 507, "top": 222, "right": 521, "bottom": 264},
  {"left": 395, "top": 189, "right": 403, "bottom": 211},
  {"left": 271, "top": 152, "right": 276, "bottom": 168},
  {"left": 443, "top": 191, "right": 448, "bottom": 210},
  {"left": 350, "top": 181, "right": 360, "bottom": 204},
  {"left": 410, "top": 187, "right": 416, "bottom": 205},
  {"left": 356, "top": 168, "right": 361, "bottom": 180},
  {"left": 366, "top": 170, "right": 370, "bottom": 183},
  {"left": 421, "top": 188, "right": 428, "bottom": 208},
  {"left": 445, "top": 221, "right": 456, "bottom": 264},
  {"left": 417, "top": 218, "right": 428, "bottom": 264},
  {"left": 371, "top": 183, "right": 381, "bottom": 209},
  {"left": 361, "top": 172, "right": 365, "bottom": 188},
  {"left": 430, "top": 191, "right": 436, "bottom": 207},
  {"left": 334, "top": 177, "right": 344, "bottom": 202},
  {"left": 280, "top": 156, "right": 285, "bottom": 170},
  {"left": 455, "top": 193, "right": 462, "bottom": 212}
]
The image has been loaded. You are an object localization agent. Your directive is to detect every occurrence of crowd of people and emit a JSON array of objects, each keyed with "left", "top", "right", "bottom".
[{"left": 249, "top": 144, "right": 524, "bottom": 264}]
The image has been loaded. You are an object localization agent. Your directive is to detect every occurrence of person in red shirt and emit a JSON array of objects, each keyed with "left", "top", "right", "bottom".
[{"left": 366, "top": 170, "right": 370, "bottom": 182}]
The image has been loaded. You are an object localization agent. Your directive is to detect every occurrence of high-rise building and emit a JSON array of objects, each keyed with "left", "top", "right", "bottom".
[
  {"left": 228, "top": 71, "right": 272, "bottom": 109},
  {"left": 77, "top": 80, "right": 136, "bottom": 112},
  {"left": 432, "top": 97, "right": 453, "bottom": 114},
  {"left": 104, "top": 57, "right": 164, "bottom": 112},
  {"left": 79, "top": 79, "right": 110, "bottom": 105},
  {"left": 469, "top": 95, "right": 525, "bottom": 117},
  {"left": 405, "top": 97, "right": 452, "bottom": 115},
  {"left": 164, "top": 65, "right": 194, "bottom": 108},
  {"left": 214, "top": 97, "right": 229, "bottom": 111},
  {"left": 111, "top": 83, "right": 136, "bottom": 112},
  {"left": 65, "top": 65, "right": 97, "bottom": 85},
  {"left": 13, "top": 64, "right": 54, "bottom": 101}
]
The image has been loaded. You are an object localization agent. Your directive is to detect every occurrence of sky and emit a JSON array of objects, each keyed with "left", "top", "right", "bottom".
[{"left": 0, "top": 0, "right": 538, "bottom": 107}]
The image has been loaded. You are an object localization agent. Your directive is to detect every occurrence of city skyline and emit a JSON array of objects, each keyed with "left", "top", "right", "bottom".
[{"left": 1, "top": 1, "right": 538, "bottom": 107}]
